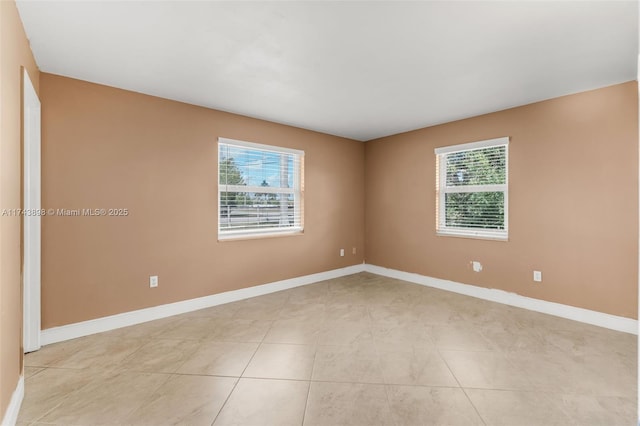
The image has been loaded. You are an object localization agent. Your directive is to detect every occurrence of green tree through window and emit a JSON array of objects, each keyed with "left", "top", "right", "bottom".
[
  {"left": 435, "top": 138, "right": 508, "bottom": 239},
  {"left": 445, "top": 146, "right": 505, "bottom": 230}
]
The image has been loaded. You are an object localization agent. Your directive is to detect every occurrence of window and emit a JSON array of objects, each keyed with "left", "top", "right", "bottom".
[
  {"left": 218, "top": 138, "right": 304, "bottom": 239},
  {"left": 435, "top": 137, "right": 509, "bottom": 240}
]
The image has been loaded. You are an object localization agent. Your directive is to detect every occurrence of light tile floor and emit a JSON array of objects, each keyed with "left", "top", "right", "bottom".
[{"left": 18, "top": 273, "right": 637, "bottom": 425}]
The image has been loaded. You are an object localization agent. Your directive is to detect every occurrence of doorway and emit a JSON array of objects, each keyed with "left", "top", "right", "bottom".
[{"left": 23, "top": 68, "right": 41, "bottom": 353}]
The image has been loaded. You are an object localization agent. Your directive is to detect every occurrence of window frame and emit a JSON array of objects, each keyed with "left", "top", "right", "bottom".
[
  {"left": 435, "top": 137, "right": 509, "bottom": 241},
  {"left": 217, "top": 137, "right": 304, "bottom": 240}
]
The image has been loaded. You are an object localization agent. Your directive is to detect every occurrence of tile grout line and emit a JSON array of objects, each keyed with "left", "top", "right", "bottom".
[
  {"left": 436, "top": 347, "right": 488, "bottom": 426},
  {"left": 365, "top": 304, "right": 400, "bottom": 426},
  {"left": 300, "top": 341, "right": 318, "bottom": 426},
  {"left": 210, "top": 315, "right": 278, "bottom": 426}
]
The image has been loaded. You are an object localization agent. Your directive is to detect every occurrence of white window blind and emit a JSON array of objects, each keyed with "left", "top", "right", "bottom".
[
  {"left": 218, "top": 138, "right": 304, "bottom": 239},
  {"left": 435, "top": 137, "right": 509, "bottom": 240}
]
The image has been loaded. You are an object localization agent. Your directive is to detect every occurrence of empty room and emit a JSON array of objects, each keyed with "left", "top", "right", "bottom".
[{"left": 1, "top": 1, "right": 638, "bottom": 425}]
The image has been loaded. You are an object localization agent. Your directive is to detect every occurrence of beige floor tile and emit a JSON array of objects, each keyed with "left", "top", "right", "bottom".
[
  {"left": 118, "top": 338, "right": 200, "bottom": 373},
  {"left": 17, "top": 368, "right": 96, "bottom": 423},
  {"left": 304, "top": 381, "right": 394, "bottom": 426},
  {"left": 372, "top": 322, "right": 434, "bottom": 348},
  {"left": 506, "top": 350, "right": 604, "bottom": 395},
  {"left": 540, "top": 326, "right": 638, "bottom": 364},
  {"left": 508, "top": 308, "right": 583, "bottom": 331},
  {"left": 453, "top": 298, "right": 514, "bottom": 326},
  {"left": 324, "top": 303, "right": 370, "bottom": 322},
  {"left": 386, "top": 385, "right": 484, "bottom": 426},
  {"left": 366, "top": 285, "right": 426, "bottom": 308},
  {"left": 465, "top": 388, "right": 572, "bottom": 426},
  {"left": 507, "top": 350, "right": 637, "bottom": 398},
  {"left": 480, "top": 323, "right": 550, "bottom": 353},
  {"left": 285, "top": 284, "right": 329, "bottom": 304},
  {"left": 243, "top": 343, "right": 315, "bottom": 380},
  {"left": 101, "top": 316, "right": 179, "bottom": 339},
  {"left": 440, "top": 350, "right": 533, "bottom": 390},
  {"left": 250, "top": 291, "right": 292, "bottom": 305},
  {"left": 213, "top": 378, "right": 308, "bottom": 426},
  {"left": 327, "top": 290, "right": 374, "bottom": 306},
  {"left": 556, "top": 394, "right": 637, "bottom": 425},
  {"left": 316, "top": 319, "right": 374, "bottom": 345},
  {"left": 159, "top": 316, "right": 219, "bottom": 340},
  {"left": 39, "top": 371, "right": 169, "bottom": 425},
  {"left": 22, "top": 335, "right": 86, "bottom": 367},
  {"left": 23, "top": 423, "right": 57, "bottom": 426},
  {"left": 126, "top": 374, "right": 237, "bottom": 425},
  {"left": 415, "top": 303, "right": 468, "bottom": 326},
  {"left": 176, "top": 341, "right": 258, "bottom": 376},
  {"left": 429, "top": 324, "right": 494, "bottom": 351},
  {"left": 182, "top": 302, "right": 240, "bottom": 319},
  {"left": 367, "top": 304, "right": 423, "bottom": 327},
  {"left": 263, "top": 318, "right": 323, "bottom": 344},
  {"left": 378, "top": 348, "right": 458, "bottom": 387},
  {"left": 232, "top": 300, "right": 285, "bottom": 320},
  {"left": 312, "top": 343, "right": 384, "bottom": 384},
  {"left": 208, "top": 318, "right": 272, "bottom": 342},
  {"left": 580, "top": 353, "right": 637, "bottom": 398},
  {"left": 25, "top": 334, "right": 146, "bottom": 370},
  {"left": 24, "top": 366, "right": 45, "bottom": 378},
  {"left": 17, "top": 273, "right": 637, "bottom": 425},
  {"left": 277, "top": 302, "right": 326, "bottom": 321}
]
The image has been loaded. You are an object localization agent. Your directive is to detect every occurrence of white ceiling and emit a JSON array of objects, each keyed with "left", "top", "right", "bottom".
[{"left": 16, "top": 1, "right": 638, "bottom": 141}]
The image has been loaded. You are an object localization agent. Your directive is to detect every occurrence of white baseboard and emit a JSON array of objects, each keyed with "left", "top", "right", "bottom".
[
  {"left": 40, "top": 261, "right": 636, "bottom": 346},
  {"left": 365, "top": 264, "right": 638, "bottom": 335},
  {"left": 41, "top": 263, "right": 365, "bottom": 345},
  {"left": 1, "top": 375, "right": 24, "bottom": 426}
]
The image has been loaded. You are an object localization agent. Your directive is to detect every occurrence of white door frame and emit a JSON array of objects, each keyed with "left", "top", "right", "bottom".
[{"left": 23, "top": 68, "right": 41, "bottom": 353}]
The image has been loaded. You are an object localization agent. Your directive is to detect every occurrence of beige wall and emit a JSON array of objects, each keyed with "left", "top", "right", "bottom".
[
  {"left": 365, "top": 82, "right": 639, "bottom": 319},
  {"left": 40, "top": 73, "right": 365, "bottom": 328},
  {"left": 0, "top": 0, "right": 40, "bottom": 419},
  {"left": 39, "top": 76, "right": 640, "bottom": 326}
]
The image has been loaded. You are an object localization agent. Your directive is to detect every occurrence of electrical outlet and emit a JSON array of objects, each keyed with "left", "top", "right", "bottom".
[
  {"left": 352, "top": 247, "right": 357, "bottom": 255},
  {"left": 149, "top": 275, "right": 158, "bottom": 288},
  {"left": 533, "top": 270, "right": 542, "bottom": 282},
  {"left": 472, "top": 261, "right": 482, "bottom": 272},
  {"left": 340, "top": 248, "right": 345, "bottom": 257}
]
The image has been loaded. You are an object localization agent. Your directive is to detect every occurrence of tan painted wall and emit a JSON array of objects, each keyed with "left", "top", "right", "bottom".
[
  {"left": 0, "top": 0, "right": 40, "bottom": 419},
  {"left": 365, "top": 82, "right": 639, "bottom": 319},
  {"left": 40, "top": 73, "right": 365, "bottom": 328}
]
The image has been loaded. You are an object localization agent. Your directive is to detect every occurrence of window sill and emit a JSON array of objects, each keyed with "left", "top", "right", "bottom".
[
  {"left": 218, "top": 228, "right": 304, "bottom": 242},
  {"left": 436, "top": 230, "right": 508, "bottom": 242}
]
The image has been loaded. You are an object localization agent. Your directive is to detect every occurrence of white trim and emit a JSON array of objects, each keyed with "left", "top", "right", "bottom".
[
  {"left": 436, "top": 229, "right": 508, "bottom": 241},
  {"left": 23, "top": 68, "right": 41, "bottom": 353},
  {"left": 636, "top": 49, "right": 639, "bottom": 426},
  {"left": 443, "top": 184, "right": 506, "bottom": 193},
  {"left": 435, "top": 138, "right": 509, "bottom": 240},
  {"left": 222, "top": 184, "right": 295, "bottom": 195},
  {"left": 218, "top": 137, "right": 303, "bottom": 156},
  {"left": 365, "top": 264, "right": 638, "bottom": 335},
  {"left": 218, "top": 138, "right": 304, "bottom": 239},
  {"left": 218, "top": 226, "right": 303, "bottom": 241},
  {"left": 434, "top": 136, "right": 509, "bottom": 155},
  {"left": 41, "top": 264, "right": 365, "bottom": 345},
  {"left": 1, "top": 375, "right": 24, "bottom": 426},
  {"left": 39, "top": 262, "right": 637, "bottom": 347}
]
